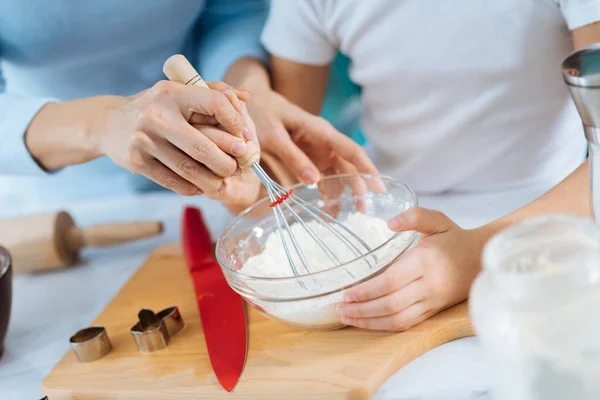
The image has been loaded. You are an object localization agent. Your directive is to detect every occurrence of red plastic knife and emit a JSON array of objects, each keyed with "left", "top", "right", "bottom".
[{"left": 181, "top": 206, "right": 248, "bottom": 392}]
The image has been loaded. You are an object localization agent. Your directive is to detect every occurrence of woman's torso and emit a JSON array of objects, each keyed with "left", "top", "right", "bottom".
[
  {"left": 0, "top": 0, "right": 206, "bottom": 98},
  {"left": 0, "top": 0, "right": 208, "bottom": 203}
]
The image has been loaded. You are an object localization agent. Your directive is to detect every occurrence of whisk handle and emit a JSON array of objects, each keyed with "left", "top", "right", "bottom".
[{"left": 163, "top": 54, "right": 260, "bottom": 169}]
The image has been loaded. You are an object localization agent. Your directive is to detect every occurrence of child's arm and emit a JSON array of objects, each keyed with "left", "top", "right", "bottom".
[
  {"left": 337, "top": 161, "right": 590, "bottom": 331},
  {"left": 261, "top": 0, "right": 337, "bottom": 116},
  {"left": 237, "top": 0, "right": 377, "bottom": 184},
  {"left": 478, "top": 160, "right": 591, "bottom": 239},
  {"left": 271, "top": 57, "right": 331, "bottom": 116}
]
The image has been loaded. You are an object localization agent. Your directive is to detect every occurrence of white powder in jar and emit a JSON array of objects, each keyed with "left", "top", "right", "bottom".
[{"left": 239, "top": 212, "right": 415, "bottom": 329}]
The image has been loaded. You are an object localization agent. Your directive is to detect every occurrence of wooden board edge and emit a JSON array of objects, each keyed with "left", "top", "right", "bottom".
[
  {"left": 365, "top": 301, "right": 474, "bottom": 399},
  {"left": 41, "top": 244, "right": 477, "bottom": 400}
]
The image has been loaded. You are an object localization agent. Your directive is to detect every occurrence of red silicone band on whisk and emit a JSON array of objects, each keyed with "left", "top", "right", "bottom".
[{"left": 269, "top": 189, "right": 294, "bottom": 208}]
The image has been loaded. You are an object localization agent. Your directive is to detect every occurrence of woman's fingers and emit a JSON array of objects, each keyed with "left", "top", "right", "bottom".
[
  {"left": 195, "top": 124, "right": 248, "bottom": 158},
  {"left": 133, "top": 155, "right": 201, "bottom": 197},
  {"left": 341, "top": 302, "right": 433, "bottom": 332},
  {"left": 343, "top": 251, "right": 424, "bottom": 302},
  {"left": 153, "top": 80, "right": 248, "bottom": 140},
  {"left": 105, "top": 81, "right": 257, "bottom": 199},
  {"left": 337, "top": 279, "right": 424, "bottom": 318},
  {"left": 156, "top": 113, "right": 238, "bottom": 178},
  {"left": 148, "top": 138, "right": 227, "bottom": 196}
]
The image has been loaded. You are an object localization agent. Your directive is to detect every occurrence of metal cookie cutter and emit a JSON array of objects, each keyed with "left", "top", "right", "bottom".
[
  {"left": 131, "top": 309, "right": 169, "bottom": 353},
  {"left": 69, "top": 326, "right": 112, "bottom": 362},
  {"left": 157, "top": 306, "right": 185, "bottom": 338}
]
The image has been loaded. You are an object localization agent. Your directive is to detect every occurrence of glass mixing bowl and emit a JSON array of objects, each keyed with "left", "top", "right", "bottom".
[{"left": 216, "top": 174, "right": 419, "bottom": 331}]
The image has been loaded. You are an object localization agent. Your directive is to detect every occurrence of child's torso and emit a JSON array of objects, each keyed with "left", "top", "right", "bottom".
[{"left": 319, "top": 0, "right": 586, "bottom": 193}]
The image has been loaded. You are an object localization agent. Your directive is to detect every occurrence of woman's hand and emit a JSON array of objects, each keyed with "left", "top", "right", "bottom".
[
  {"left": 89, "top": 80, "right": 254, "bottom": 197},
  {"left": 336, "top": 207, "right": 488, "bottom": 332},
  {"left": 190, "top": 86, "right": 263, "bottom": 213}
]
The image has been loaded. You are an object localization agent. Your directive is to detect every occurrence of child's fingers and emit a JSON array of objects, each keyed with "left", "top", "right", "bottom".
[
  {"left": 206, "top": 81, "right": 251, "bottom": 102},
  {"left": 193, "top": 124, "right": 248, "bottom": 157},
  {"left": 388, "top": 207, "right": 454, "bottom": 233},
  {"left": 270, "top": 123, "right": 320, "bottom": 185},
  {"left": 317, "top": 168, "right": 344, "bottom": 219},
  {"left": 320, "top": 122, "right": 385, "bottom": 193},
  {"left": 343, "top": 251, "right": 423, "bottom": 302},
  {"left": 336, "top": 279, "right": 424, "bottom": 318},
  {"left": 332, "top": 156, "right": 368, "bottom": 213},
  {"left": 220, "top": 90, "right": 256, "bottom": 142},
  {"left": 221, "top": 89, "right": 246, "bottom": 118},
  {"left": 283, "top": 105, "right": 384, "bottom": 192},
  {"left": 341, "top": 302, "right": 432, "bottom": 332}
]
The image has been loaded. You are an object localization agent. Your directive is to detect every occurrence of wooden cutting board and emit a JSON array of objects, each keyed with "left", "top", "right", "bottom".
[{"left": 42, "top": 244, "right": 474, "bottom": 400}]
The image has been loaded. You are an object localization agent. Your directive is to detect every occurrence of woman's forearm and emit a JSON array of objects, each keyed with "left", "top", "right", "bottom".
[{"left": 24, "top": 96, "right": 116, "bottom": 170}]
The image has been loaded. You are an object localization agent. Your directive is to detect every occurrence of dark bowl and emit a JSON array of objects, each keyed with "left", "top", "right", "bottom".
[{"left": 0, "top": 246, "right": 12, "bottom": 359}]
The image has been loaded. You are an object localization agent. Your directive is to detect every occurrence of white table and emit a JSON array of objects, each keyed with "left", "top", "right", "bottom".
[{"left": 0, "top": 177, "right": 550, "bottom": 400}]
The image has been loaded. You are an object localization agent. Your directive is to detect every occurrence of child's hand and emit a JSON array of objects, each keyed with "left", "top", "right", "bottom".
[
  {"left": 336, "top": 207, "right": 487, "bottom": 332},
  {"left": 247, "top": 89, "right": 379, "bottom": 185}
]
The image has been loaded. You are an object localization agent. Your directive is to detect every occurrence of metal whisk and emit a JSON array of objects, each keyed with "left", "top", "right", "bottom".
[
  {"left": 164, "top": 55, "right": 374, "bottom": 280},
  {"left": 251, "top": 165, "right": 374, "bottom": 279}
]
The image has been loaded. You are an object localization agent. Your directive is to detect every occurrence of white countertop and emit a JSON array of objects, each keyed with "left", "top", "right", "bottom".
[{"left": 0, "top": 177, "right": 551, "bottom": 400}]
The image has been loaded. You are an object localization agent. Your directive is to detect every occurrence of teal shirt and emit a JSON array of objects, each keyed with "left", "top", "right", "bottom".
[{"left": 0, "top": 0, "right": 267, "bottom": 182}]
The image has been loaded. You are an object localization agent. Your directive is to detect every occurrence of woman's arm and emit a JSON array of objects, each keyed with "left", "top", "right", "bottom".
[
  {"left": 0, "top": 65, "right": 63, "bottom": 175},
  {"left": 8, "top": 78, "right": 257, "bottom": 203},
  {"left": 24, "top": 96, "right": 114, "bottom": 171}
]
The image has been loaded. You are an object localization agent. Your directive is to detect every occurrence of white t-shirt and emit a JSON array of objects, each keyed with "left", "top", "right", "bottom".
[{"left": 262, "top": 0, "right": 600, "bottom": 195}]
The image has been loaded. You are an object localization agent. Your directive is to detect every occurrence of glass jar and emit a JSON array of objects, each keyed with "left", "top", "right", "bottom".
[
  {"left": 470, "top": 215, "right": 600, "bottom": 400},
  {"left": 0, "top": 246, "right": 12, "bottom": 359}
]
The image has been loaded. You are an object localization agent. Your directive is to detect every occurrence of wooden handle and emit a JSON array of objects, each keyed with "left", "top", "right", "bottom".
[
  {"left": 163, "top": 54, "right": 260, "bottom": 169},
  {"left": 66, "top": 221, "right": 164, "bottom": 250}
]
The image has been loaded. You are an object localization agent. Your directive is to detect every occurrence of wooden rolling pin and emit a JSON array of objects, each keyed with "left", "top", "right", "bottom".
[{"left": 0, "top": 211, "right": 163, "bottom": 274}]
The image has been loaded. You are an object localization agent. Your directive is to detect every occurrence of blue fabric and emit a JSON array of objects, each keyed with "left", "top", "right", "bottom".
[{"left": 0, "top": 0, "right": 268, "bottom": 178}]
